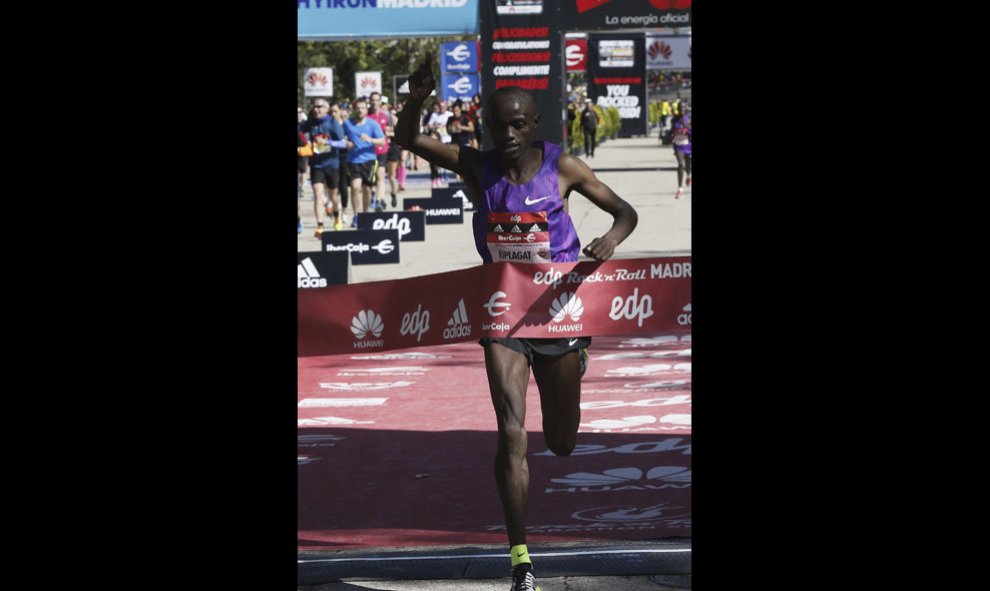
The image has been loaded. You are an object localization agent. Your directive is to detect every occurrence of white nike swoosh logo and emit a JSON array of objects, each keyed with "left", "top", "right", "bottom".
[
  {"left": 568, "top": 339, "right": 578, "bottom": 346},
  {"left": 524, "top": 195, "right": 551, "bottom": 205}
]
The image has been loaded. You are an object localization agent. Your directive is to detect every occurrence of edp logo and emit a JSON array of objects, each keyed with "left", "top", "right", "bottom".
[
  {"left": 400, "top": 304, "right": 430, "bottom": 342},
  {"left": 609, "top": 288, "right": 654, "bottom": 328}
]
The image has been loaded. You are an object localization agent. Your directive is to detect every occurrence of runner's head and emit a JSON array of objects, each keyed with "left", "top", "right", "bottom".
[
  {"left": 486, "top": 86, "right": 540, "bottom": 162},
  {"left": 353, "top": 97, "right": 369, "bottom": 121},
  {"left": 310, "top": 99, "right": 330, "bottom": 118}
]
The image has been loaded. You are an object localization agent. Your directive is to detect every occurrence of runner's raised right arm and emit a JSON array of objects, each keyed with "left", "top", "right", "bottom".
[{"left": 394, "top": 52, "right": 480, "bottom": 180}]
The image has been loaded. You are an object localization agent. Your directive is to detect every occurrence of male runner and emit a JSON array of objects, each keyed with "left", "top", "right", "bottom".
[
  {"left": 395, "top": 53, "right": 638, "bottom": 591},
  {"left": 342, "top": 97, "right": 386, "bottom": 220}
]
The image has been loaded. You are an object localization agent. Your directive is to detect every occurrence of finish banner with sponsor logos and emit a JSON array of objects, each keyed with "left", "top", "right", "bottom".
[{"left": 298, "top": 256, "right": 691, "bottom": 357}]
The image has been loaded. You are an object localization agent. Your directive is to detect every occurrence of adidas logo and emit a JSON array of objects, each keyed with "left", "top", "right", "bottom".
[
  {"left": 528, "top": 223, "right": 541, "bottom": 232},
  {"left": 443, "top": 298, "right": 472, "bottom": 339},
  {"left": 493, "top": 224, "right": 505, "bottom": 233},
  {"left": 678, "top": 302, "right": 692, "bottom": 326},
  {"left": 298, "top": 257, "right": 327, "bottom": 288},
  {"left": 510, "top": 224, "right": 522, "bottom": 233},
  {"left": 452, "top": 189, "right": 474, "bottom": 211}
]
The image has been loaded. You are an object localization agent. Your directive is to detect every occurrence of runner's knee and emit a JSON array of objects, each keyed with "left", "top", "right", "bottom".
[
  {"left": 497, "top": 423, "right": 528, "bottom": 457},
  {"left": 545, "top": 433, "right": 576, "bottom": 457}
]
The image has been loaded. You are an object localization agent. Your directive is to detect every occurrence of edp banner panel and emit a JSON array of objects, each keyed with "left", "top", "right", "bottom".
[{"left": 356, "top": 210, "right": 426, "bottom": 242}]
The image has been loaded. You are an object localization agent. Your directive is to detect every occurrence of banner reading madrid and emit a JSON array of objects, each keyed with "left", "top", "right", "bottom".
[
  {"left": 298, "top": 0, "right": 479, "bottom": 40},
  {"left": 298, "top": 256, "right": 692, "bottom": 357}
]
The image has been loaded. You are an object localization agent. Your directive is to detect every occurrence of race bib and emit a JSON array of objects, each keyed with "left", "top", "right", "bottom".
[
  {"left": 312, "top": 134, "right": 333, "bottom": 154},
  {"left": 487, "top": 211, "right": 551, "bottom": 264}
]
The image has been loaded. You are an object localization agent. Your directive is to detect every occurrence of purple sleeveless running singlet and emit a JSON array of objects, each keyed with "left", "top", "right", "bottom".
[{"left": 473, "top": 141, "right": 580, "bottom": 264}]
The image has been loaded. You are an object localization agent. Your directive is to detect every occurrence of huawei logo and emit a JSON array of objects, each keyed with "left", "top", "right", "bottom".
[
  {"left": 549, "top": 292, "right": 584, "bottom": 323},
  {"left": 306, "top": 72, "right": 329, "bottom": 86},
  {"left": 648, "top": 41, "right": 672, "bottom": 60},
  {"left": 360, "top": 76, "right": 377, "bottom": 90},
  {"left": 351, "top": 309, "right": 384, "bottom": 340}
]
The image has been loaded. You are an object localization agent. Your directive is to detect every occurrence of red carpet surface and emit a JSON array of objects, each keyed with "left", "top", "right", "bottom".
[{"left": 298, "top": 332, "right": 691, "bottom": 550}]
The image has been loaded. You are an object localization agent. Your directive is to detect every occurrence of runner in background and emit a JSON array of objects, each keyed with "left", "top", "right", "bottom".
[
  {"left": 368, "top": 92, "right": 392, "bottom": 211},
  {"left": 343, "top": 97, "right": 386, "bottom": 223},
  {"left": 394, "top": 100, "right": 409, "bottom": 193},
  {"left": 383, "top": 100, "right": 402, "bottom": 207},
  {"left": 671, "top": 110, "right": 692, "bottom": 199},
  {"left": 580, "top": 98, "right": 598, "bottom": 158},
  {"left": 300, "top": 99, "right": 347, "bottom": 236},
  {"left": 297, "top": 128, "right": 310, "bottom": 235}
]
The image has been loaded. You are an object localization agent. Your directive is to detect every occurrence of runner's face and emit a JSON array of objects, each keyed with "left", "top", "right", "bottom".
[{"left": 487, "top": 97, "right": 538, "bottom": 161}]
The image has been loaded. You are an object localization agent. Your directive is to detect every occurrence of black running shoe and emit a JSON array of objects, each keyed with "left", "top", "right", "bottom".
[
  {"left": 510, "top": 565, "right": 541, "bottom": 591},
  {"left": 391, "top": 193, "right": 397, "bottom": 207}
]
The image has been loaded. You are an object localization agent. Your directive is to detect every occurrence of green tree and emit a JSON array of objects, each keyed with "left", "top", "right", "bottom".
[{"left": 298, "top": 36, "right": 476, "bottom": 107}]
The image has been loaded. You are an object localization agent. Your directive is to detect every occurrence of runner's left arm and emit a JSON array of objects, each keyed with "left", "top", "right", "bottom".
[{"left": 558, "top": 153, "right": 638, "bottom": 261}]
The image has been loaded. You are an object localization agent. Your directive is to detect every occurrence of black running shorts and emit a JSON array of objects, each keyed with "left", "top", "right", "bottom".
[
  {"left": 479, "top": 337, "right": 591, "bottom": 366},
  {"left": 386, "top": 141, "right": 402, "bottom": 162},
  {"left": 349, "top": 161, "right": 376, "bottom": 185},
  {"left": 310, "top": 166, "right": 340, "bottom": 189}
]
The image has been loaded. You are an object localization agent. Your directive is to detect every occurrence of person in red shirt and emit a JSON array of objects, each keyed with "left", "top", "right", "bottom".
[{"left": 368, "top": 92, "right": 393, "bottom": 211}]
